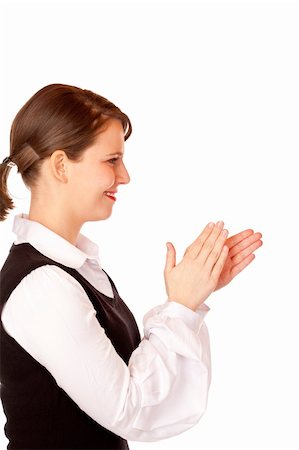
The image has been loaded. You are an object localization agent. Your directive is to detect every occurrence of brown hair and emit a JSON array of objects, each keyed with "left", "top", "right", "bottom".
[{"left": 0, "top": 83, "right": 132, "bottom": 221}]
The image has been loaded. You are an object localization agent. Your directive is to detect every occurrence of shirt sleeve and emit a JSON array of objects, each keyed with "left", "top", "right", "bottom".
[{"left": 0, "top": 264, "right": 212, "bottom": 442}]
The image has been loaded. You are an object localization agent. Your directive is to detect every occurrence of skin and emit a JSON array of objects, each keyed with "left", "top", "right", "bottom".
[
  {"left": 214, "top": 228, "right": 263, "bottom": 291},
  {"left": 28, "top": 118, "right": 130, "bottom": 245},
  {"left": 29, "top": 116, "right": 263, "bottom": 296},
  {"left": 164, "top": 222, "right": 263, "bottom": 310}
]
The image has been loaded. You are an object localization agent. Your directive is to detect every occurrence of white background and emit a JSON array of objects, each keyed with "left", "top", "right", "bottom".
[{"left": 0, "top": 0, "right": 298, "bottom": 449}]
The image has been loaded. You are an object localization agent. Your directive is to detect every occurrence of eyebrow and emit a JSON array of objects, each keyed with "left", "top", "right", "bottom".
[{"left": 106, "top": 152, "right": 124, "bottom": 157}]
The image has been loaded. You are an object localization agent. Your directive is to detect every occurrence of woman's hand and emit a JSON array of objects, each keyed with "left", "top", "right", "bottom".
[
  {"left": 164, "top": 221, "right": 229, "bottom": 311},
  {"left": 214, "top": 229, "right": 263, "bottom": 291}
]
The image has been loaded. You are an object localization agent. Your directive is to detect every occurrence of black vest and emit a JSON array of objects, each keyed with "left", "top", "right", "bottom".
[{"left": 0, "top": 242, "right": 141, "bottom": 450}]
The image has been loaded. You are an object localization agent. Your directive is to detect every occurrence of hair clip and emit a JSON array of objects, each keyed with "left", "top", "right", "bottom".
[{"left": 2, "top": 156, "right": 16, "bottom": 167}]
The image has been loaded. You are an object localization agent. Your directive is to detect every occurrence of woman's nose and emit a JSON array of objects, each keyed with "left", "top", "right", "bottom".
[{"left": 117, "top": 162, "right": 130, "bottom": 184}]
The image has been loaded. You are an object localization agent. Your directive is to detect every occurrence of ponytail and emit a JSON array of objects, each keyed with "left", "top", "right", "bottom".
[{"left": 0, "top": 157, "right": 16, "bottom": 221}]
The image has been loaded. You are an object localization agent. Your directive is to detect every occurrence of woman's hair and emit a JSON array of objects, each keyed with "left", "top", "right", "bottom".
[{"left": 0, "top": 83, "right": 132, "bottom": 221}]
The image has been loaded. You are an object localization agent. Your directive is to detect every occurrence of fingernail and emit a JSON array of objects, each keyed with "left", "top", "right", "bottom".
[{"left": 216, "top": 221, "right": 224, "bottom": 228}]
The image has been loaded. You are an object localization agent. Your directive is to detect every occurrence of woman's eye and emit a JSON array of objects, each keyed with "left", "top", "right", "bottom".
[{"left": 108, "top": 158, "right": 119, "bottom": 164}]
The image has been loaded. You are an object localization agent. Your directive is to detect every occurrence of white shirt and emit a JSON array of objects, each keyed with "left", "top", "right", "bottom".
[{"left": 1, "top": 213, "right": 212, "bottom": 442}]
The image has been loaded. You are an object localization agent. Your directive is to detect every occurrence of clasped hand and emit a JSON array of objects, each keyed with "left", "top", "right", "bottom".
[{"left": 164, "top": 221, "right": 263, "bottom": 311}]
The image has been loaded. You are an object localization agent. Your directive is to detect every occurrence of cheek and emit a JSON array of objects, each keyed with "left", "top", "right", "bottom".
[
  {"left": 92, "top": 168, "right": 115, "bottom": 196},
  {"left": 99, "top": 166, "right": 115, "bottom": 186},
  {"left": 71, "top": 165, "right": 115, "bottom": 198}
]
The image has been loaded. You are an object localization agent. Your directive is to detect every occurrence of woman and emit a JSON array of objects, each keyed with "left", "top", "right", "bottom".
[{"left": 0, "top": 83, "right": 263, "bottom": 450}]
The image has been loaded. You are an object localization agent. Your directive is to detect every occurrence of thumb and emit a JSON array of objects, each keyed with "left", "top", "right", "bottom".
[{"left": 165, "top": 242, "right": 176, "bottom": 273}]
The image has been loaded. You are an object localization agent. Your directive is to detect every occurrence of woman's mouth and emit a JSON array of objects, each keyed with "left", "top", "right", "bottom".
[{"left": 104, "top": 191, "right": 117, "bottom": 202}]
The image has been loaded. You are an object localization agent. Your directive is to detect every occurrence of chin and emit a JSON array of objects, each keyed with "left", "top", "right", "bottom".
[{"left": 89, "top": 209, "right": 113, "bottom": 222}]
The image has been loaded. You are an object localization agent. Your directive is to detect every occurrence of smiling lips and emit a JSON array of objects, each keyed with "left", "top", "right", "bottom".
[{"left": 104, "top": 191, "right": 117, "bottom": 201}]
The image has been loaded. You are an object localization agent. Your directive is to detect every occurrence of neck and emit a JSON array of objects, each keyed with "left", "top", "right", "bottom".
[{"left": 28, "top": 205, "right": 82, "bottom": 246}]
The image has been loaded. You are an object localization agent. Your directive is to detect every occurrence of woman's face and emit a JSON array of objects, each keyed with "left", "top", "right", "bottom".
[{"left": 66, "top": 118, "right": 130, "bottom": 223}]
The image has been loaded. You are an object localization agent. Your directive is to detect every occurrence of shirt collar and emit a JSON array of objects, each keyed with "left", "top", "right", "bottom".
[{"left": 12, "top": 213, "right": 102, "bottom": 269}]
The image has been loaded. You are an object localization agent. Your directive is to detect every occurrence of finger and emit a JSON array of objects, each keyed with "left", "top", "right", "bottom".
[
  {"left": 231, "top": 238, "right": 263, "bottom": 264},
  {"left": 225, "top": 229, "right": 254, "bottom": 249},
  {"left": 230, "top": 253, "right": 256, "bottom": 279},
  {"left": 196, "top": 222, "right": 226, "bottom": 264},
  {"left": 211, "top": 244, "right": 229, "bottom": 280},
  {"left": 184, "top": 221, "right": 216, "bottom": 259},
  {"left": 203, "top": 227, "right": 229, "bottom": 271},
  {"left": 164, "top": 242, "right": 176, "bottom": 274},
  {"left": 229, "top": 233, "right": 263, "bottom": 258}
]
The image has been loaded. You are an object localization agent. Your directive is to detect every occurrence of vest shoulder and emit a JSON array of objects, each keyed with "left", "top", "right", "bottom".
[{"left": 0, "top": 243, "right": 87, "bottom": 308}]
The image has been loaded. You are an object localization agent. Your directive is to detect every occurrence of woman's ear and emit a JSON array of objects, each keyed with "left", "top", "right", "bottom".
[{"left": 50, "top": 150, "right": 68, "bottom": 183}]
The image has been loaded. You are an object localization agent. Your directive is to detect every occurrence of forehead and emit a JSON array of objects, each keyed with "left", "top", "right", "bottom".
[{"left": 92, "top": 119, "right": 125, "bottom": 152}]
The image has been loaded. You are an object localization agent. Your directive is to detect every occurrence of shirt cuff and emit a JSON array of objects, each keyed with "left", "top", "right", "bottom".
[{"left": 143, "top": 300, "right": 210, "bottom": 334}]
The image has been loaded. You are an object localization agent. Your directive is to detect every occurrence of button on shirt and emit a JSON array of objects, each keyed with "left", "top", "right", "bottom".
[{"left": 1, "top": 213, "right": 212, "bottom": 442}]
